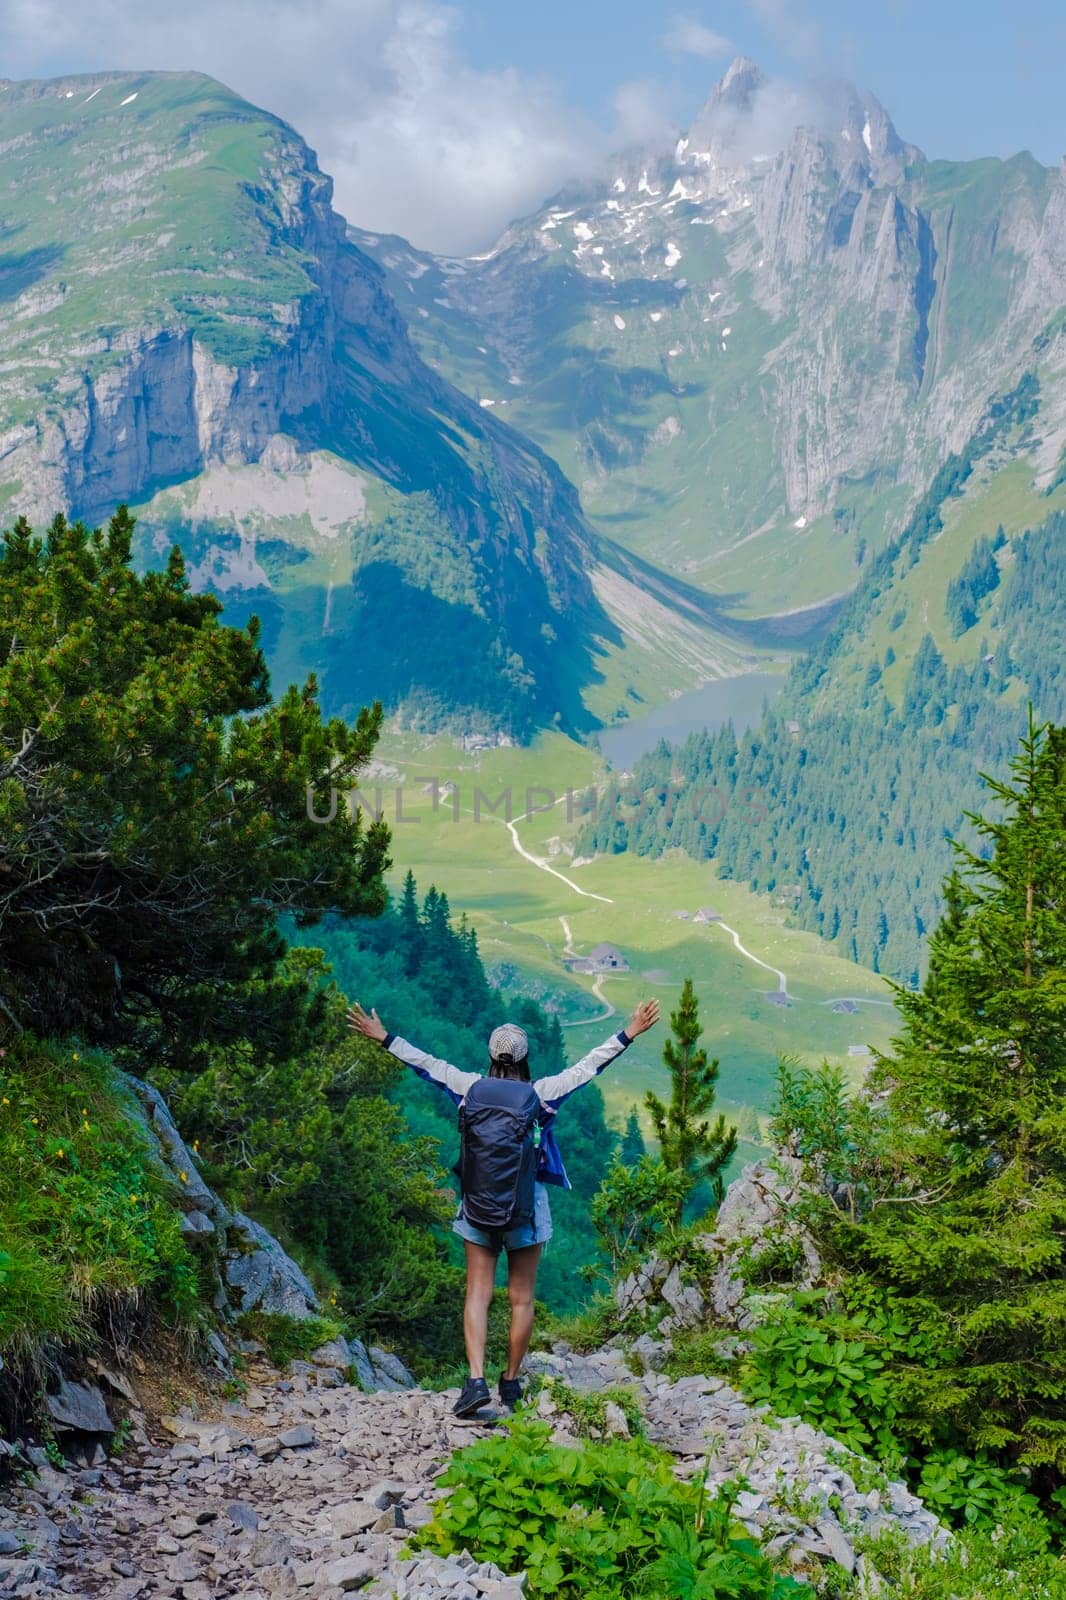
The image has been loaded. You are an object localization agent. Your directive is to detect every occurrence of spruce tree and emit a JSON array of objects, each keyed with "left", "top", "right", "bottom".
[
  {"left": 860, "top": 714, "right": 1066, "bottom": 1476},
  {"left": 398, "top": 869, "right": 422, "bottom": 975},
  {"left": 645, "top": 979, "right": 736, "bottom": 1221},
  {"left": 620, "top": 1108, "right": 646, "bottom": 1166}
]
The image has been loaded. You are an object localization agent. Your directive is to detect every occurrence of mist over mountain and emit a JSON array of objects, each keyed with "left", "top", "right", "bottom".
[{"left": 358, "top": 54, "right": 1066, "bottom": 626}]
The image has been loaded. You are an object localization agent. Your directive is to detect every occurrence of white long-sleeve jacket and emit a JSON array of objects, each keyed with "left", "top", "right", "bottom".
[{"left": 381, "top": 1028, "right": 633, "bottom": 1189}]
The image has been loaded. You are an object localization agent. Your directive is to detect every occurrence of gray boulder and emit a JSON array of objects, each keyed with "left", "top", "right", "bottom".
[
  {"left": 368, "top": 1346, "right": 416, "bottom": 1391},
  {"left": 224, "top": 1213, "right": 319, "bottom": 1319},
  {"left": 698, "top": 1156, "right": 822, "bottom": 1332},
  {"left": 346, "top": 1338, "right": 378, "bottom": 1391},
  {"left": 659, "top": 1261, "right": 706, "bottom": 1332},
  {"left": 44, "top": 1379, "right": 114, "bottom": 1436}
]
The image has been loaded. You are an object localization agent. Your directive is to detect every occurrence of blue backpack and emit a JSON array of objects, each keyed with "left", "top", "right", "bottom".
[{"left": 456, "top": 1077, "right": 542, "bottom": 1232}]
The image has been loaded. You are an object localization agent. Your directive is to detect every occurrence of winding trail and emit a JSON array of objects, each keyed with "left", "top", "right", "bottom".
[
  {"left": 502, "top": 817, "right": 613, "bottom": 903},
  {"left": 711, "top": 920, "right": 789, "bottom": 997},
  {"left": 558, "top": 915, "right": 617, "bottom": 1027},
  {"left": 456, "top": 796, "right": 613, "bottom": 905},
  {"left": 469, "top": 791, "right": 894, "bottom": 1023}
]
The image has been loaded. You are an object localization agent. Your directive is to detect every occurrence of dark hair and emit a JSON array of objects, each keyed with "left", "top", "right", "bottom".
[{"left": 488, "top": 1053, "right": 531, "bottom": 1082}]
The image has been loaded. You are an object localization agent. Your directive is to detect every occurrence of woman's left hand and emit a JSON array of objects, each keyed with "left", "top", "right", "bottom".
[
  {"left": 626, "top": 998, "right": 660, "bottom": 1037},
  {"left": 347, "top": 1001, "right": 387, "bottom": 1042}
]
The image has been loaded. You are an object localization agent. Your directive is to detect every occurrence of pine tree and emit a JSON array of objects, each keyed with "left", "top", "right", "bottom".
[
  {"left": 859, "top": 713, "right": 1066, "bottom": 1477},
  {"left": 645, "top": 979, "right": 737, "bottom": 1221},
  {"left": 0, "top": 507, "right": 389, "bottom": 1054},
  {"left": 620, "top": 1108, "right": 646, "bottom": 1166},
  {"left": 398, "top": 869, "right": 422, "bottom": 976}
]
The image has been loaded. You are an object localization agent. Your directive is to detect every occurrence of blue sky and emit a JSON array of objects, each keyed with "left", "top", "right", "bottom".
[
  {"left": 3, "top": 0, "right": 1064, "bottom": 252},
  {"left": 458, "top": 1, "right": 1066, "bottom": 166}
]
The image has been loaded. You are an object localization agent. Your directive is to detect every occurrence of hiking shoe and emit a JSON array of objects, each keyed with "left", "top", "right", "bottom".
[
  {"left": 452, "top": 1376, "right": 491, "bottom": 1417},
  {"left": 498, "top": 1374, "right": 523, "bottom": 1409}
]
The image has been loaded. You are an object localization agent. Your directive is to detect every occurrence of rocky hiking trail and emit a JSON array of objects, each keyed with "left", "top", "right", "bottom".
[{"left": 1, "top": 1321, "right": 945, "bottom": 1600}]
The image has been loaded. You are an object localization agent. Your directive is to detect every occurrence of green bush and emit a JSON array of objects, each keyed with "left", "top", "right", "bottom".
[
  {"left": 735, "top": 1285, "right": 939, "bottom": 1467},
  {"left": 913, "top": 1448, "right": 1044, "bottom": 1532},
  {"left": 236, "top": 1311, "right": 348, "bottom": 1369},
  {"left": 856, "top": 1519, "right": 1066, "bottom": 1598},
  {"left": 590, "top": 1154, "right": 690, "bottom": 1281},
  {"left": 421, "top": 1413, "right": 813, "bottom": 1599},
  {"left": 0, "top": 1036, "right": 200, "bottom": 1362}
]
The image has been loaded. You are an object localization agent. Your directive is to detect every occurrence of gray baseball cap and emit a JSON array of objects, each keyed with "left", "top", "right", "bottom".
[{"left": 488, "top": 1023, "right": 529, "bottom": 1061}]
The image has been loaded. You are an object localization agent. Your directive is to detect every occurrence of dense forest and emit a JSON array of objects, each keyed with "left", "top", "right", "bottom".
[{"left": 580, "top": 478, "right": 1066, "bottom": 985}]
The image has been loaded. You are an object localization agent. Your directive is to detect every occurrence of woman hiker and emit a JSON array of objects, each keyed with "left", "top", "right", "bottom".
[{"left": 347, "top": 998, "right": 660, "bottom": 1416}]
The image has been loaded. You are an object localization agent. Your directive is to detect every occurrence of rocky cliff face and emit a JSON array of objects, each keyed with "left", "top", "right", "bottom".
[
  {"left": 3, "top": 71, "right": 714, "bottom": 737},
  {"left": 358, "top": 58, "right": 1066, "bottom": 620}
]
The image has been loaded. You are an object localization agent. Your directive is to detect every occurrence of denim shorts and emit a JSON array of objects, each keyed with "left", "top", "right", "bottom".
[{"left": 452, "top": 1181, "right": 552, "bottom": 1254}]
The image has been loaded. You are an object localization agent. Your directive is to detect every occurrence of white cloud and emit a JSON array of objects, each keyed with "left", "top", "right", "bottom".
[
  {"left": 0, "top": 0, "right": 651, "bottom": 255},
  {"left": 663, "top": 15, "right": 733, "bottom": 60}
]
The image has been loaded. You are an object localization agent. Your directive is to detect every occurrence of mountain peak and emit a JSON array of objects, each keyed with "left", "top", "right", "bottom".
[
  {"left": 721, "top": 55, "right": 765, "bottom": 89},
  {"left": 709, "top": 55, "right": 767, "bottom": 113},
  {"left": 684, "top": 55, "right": 769, "bottom": 153}
]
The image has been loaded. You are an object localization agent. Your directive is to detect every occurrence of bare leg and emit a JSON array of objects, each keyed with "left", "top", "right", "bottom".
[
  {"left": 504, "top": 1244, "right": 542, "bottom": 1380},
  {"left": 462, "top": 1242, "right": 498, "bottom": 1378}
]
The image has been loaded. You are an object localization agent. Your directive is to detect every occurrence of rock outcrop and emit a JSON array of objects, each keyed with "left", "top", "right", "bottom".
[
  {"left": 616, "top": 1155, "right": 822, "bottom": 1334},
  {"left": 359, "top": 56, "right": 1066, "bottom": 621}
]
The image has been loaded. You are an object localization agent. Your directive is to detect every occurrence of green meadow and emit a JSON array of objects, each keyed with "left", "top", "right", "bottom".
[{"left": 366, "top": 730, "right": 898, "bottom": 1150}]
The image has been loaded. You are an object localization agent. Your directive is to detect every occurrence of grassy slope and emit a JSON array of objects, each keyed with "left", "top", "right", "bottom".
[
  {"left": 369, "top": 730, "right": 897, "bottom": 1151},
  {"left": 0, "top": 71, "right": 314, "bottom": 416},
  {"left": 821, "top": 454, "right": 1066, "bottom": 712}
]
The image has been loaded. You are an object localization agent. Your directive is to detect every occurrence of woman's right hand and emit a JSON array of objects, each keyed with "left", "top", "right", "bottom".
[{"left": 347, "top": 1001, "right": 387, "bottom": 1042}]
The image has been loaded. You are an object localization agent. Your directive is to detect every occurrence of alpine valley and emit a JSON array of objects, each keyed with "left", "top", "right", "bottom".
[
  {"left": 3, "top": 56, "right": 1065, "bottom": 1032},
  {"left": 8, "top": 44, "right": 1066, "bottom": 1600}
]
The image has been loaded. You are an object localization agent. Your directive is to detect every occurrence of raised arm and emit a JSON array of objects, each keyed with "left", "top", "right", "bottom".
[
  {"left": 347, "top": 1001, "right": 479, "bottom": 1104},
  {"left": 534, "top": 999, "right": 659, "bottom": 1108}
]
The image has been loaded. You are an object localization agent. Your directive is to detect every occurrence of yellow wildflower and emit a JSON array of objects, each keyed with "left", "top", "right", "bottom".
[
  {"left": 179, "top": 1171, "right": 188, "bottom": 1182},
  {"left": 56, "top": 1148, "right": 64, "bottom": 1158}
]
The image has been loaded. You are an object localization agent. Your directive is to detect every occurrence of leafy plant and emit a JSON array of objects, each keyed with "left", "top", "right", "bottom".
[
  {"left": 914, "top": 1448, "right": 1043, "bottom": 1532},
  {"left": 109, "top": 1417, "right": 133, "bottom": 1456},
  {"left": 236, "top": 1311, "right": 345, "bottom": 1369},
  {"left": 735, "top": 1285, "right": 939, "bottom": 1468},
  {"left": 421, "top": 1413, "right": 812, "bottom": 1599},
  {"left": 590, "top": 1153, "right": 690, "bottom": 1281}
]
